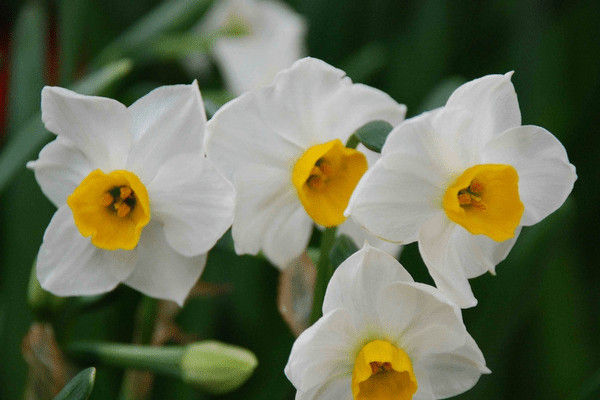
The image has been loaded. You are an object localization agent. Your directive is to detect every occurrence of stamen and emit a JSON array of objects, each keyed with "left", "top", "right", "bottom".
[
  {"left": 120, "top": 186, "right": 132, "bottom": 199},
  {"left": 101, "top": 193, "right": 114, "bottom": 207},
  {"left": 103, "top": 185, "right": 136, "bottom": 217},
  {"left": 319, "top": 161, "right": 333, "bottom": 177},
  {"left": 116, "top": 202, "right": 131, "bottom": 218},
  {"left": 457, "top": 193, "right": 472, "bottom": 205},
  {"left": 307, "top": 175, "right": 325, "bottom": 190},
  {"left": 458, "top": 179, "right": 487, "bottom": 211},
  {"left": 306, "top": 158, "right": 335, "bottom": 190},
  {"left": 469, "top": 179, "right": 484, "bottom": 194}
]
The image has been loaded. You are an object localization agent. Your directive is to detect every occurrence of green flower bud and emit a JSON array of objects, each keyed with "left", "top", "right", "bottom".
[{"left": 181, "top": 341, "right": 258, "bottom": 394}]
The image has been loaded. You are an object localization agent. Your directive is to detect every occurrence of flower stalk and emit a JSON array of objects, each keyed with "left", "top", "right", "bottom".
[{"left": 309, "top": 226, "right": 338, "bottom": 324}]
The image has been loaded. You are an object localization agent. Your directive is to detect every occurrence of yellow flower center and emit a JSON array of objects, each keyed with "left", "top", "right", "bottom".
[
  {"left": 443, "top": 164, "right": 524, "bottom": 241},
  {"left": 67, "top": 169, "right": 151, "bottom": 250},
  {"left": 292, "top": 139, "right": 367, "bottom": 227},
  {"left": 352, "top": 340, "right": 417, "bottom": 400}
]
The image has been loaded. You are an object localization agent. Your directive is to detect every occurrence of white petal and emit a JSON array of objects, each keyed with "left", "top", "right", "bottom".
[
  {"left": 126, "top": 81, "right": 207, "bottom": 183},
  {"left": 323, "top": 244, "right": 413, "bottom": 324},
  {"left": 381, "top": 109, "right": 466, "bottom": 175},
  {"left": 123, "top": 221, "right": 207, "bottom": 306},
  {"left": 27, "top": 136, "right": 93, "bottom": 207},
  {"left": 418, "top": 214, "right": 520, "bottom": 307},
  {"left": 482, "top": 125, "right": 577, "bottom": 226},
  {"left": 36, "top": 205, "right": 136, "bottom": 296},
  {"left": 376, "top": 281, "right": 467, "bottom": 359},
  {"left": 285, "top": 308, "right": 356, "bottom": 393},
  {"left": 445, "top": 72, "right": 521, "bottom": 147},
  {"left": 205, "top": 89, "right": 304, "bottom": 181},
  {"left": 148, "top": 155, "right": 234, "bottom": 257},
  {"left": 417, "top": 334, "right": 489, "bottom": 398},
  {"left": 346, "top": 152, "right": 443, "bottom": 244},
  {"left": 451, "top": 225, "right": 521, "bottom": 277},
  {"left": 412, "top": 370, "right": 435, "bottom": 400},
  {"left": 41, "top": 86, "right": 131, "bottom": 171},
  {"left": 336, "top": 218, "right": 402, "bottom": 257},
  {"left": 322, "top": 82, "right": 406, "bottom": 143},
  {"left": 295, "top": 376, "right": 352, "bottom": 400},
  {"left": 231, "top": 164, "right": 313, "bottom": 268},
  {"left": 209, "top": 0, "right": 307, "bottom": 95},
  {"left": 418, "top": 214, "right": 478, "bottom": 308}
]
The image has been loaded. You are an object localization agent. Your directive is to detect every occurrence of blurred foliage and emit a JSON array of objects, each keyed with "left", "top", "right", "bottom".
[{"left": 0, "top": 0, "right": 599, "bottom": 399}]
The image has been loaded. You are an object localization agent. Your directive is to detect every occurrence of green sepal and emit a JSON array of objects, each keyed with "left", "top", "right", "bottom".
[
  {"left": 329, "top": 234, "right": 359, "bottom": 270},
  {"left": 52, "top": 367, "right": 96, "bottom": 400},
  {"left": 351, "top": 120, "right": 394, "bottom": 153}
]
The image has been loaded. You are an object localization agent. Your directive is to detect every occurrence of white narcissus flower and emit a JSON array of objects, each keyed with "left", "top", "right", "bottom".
[
  {"left": 189, "top": 0, "right": 307, "bottom": 95},
  {"left": 205, "top": 57, "right": 406, "bottom": 268},
  {"left": 28, "top": 82, "right": 235, "bottom": 305},
  {"left": 347, "top": 73, "right": 577, "bottom": 308},
  {"left": 285, "top": 244, "right": 489, "bottom": 400}
]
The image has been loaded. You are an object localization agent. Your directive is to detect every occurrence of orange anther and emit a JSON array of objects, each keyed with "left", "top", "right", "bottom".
[
  {"left": 116, "top": 202, "right": 131, "bottom": 218},
  {"left": 319, "top": 161, "right": 334, "bottom": 177},
  {"left": 307, "top": 175, "right": 326, "bottom": 190},
  {"left": 370, "top": 362, "right": 382, "bottom": 374},
  {"left": 101, "top": 193, "right": 114, "bottom": 207},
  {"left": 458, "top": 193, "right": 472, "bottom": 206},
  {"left": 120, "top": 186, "right": 132, "bottom": 199},
  {"left": 469, "top": 179, "right": 484, "bottom": 194}
]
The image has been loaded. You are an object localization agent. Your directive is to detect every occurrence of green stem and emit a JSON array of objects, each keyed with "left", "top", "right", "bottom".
[
  {"left": 309, "top": 227, "right": 338, "bottom": 324},
  {"left": 69, "top": 341, "right": 185, "bottom": 378}
]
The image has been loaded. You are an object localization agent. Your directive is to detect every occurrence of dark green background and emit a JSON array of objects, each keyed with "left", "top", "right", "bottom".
[{"left": 0, "top": 0, "right": 598, "bottom": 399}]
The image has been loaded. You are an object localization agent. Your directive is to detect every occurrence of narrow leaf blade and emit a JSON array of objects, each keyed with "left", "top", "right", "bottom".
[{"left": 53, "top": 367, "right": 96, "bottom": 400}]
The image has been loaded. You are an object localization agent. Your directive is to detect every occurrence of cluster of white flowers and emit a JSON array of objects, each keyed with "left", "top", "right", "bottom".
[{"left": 29, "top": 19, "right": 575, "bottom": 397}]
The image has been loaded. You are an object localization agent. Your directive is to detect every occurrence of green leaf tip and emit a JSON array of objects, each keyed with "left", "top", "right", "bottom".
[
  {"left": 352, "top": 120, "right": 394, "bottom": 153},
  {"left": 53, "top": 367, "right": 96, "bottom": 400}
]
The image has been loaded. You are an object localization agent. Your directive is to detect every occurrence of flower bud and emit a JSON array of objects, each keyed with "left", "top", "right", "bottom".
[{"left": 181, "top": 341, "right": 258, "bottom": 394}]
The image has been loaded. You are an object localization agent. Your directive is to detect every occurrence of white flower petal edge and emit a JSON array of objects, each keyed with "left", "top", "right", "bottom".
[
  {"left": 41, "top": 86, "right": 131, "bottom": 171},
  {"left": 193, "top": 0, "right": 307, "bottom": 95},
  {"left": 27, "top": 136, "right": 93, "bottom": 207},
  {"left": 285, "top": 244, "right": 489, "bottom": 399},
  {"left": 482, "top": 125, "right": 577, "bottom": 226},
  {"left": 445, "top": 72, "right": 521, "bottom": 149},
  {"left": 148, "top": 154, "right": 235, "bottom": 257},
  {"left": 123, "top": 222, "right": 208, "bottom": 306},
  {"left": 127, "top": 81, "right": 207, "bottom": 183},
  {"left": 330, "top": 145, "right": 403, "bottom": 257},
  {"left": 232, "top": 164, "right": 313, "bottom": 268},
  {"left": 37, "top": 206, "right": 137, "bottom": 296},
  {"left": 206, "top": 57, "right": 407, "bottom": 268}
]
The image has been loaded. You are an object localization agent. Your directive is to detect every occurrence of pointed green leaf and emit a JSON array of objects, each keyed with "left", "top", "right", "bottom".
[
  {"left": 93, "top": 0, "right": 211, "bottom": 67},
  {"left": 329, "top": 234, "right": 359, "bottom": 269},
  {"left": 0, "top": 59, "right": 133, "bottom": 192},
  {"left": 352, "top": 120, "right": 394, "bottom": 153},
  {"left": 58, "top": 0, "right": 90, "bottom": 85},
  {"left": 7, "top": 0, "right": 46, "bottom": 134},
  {"left": 53, "top": 367, "right": 96, "bottom": 400}
]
